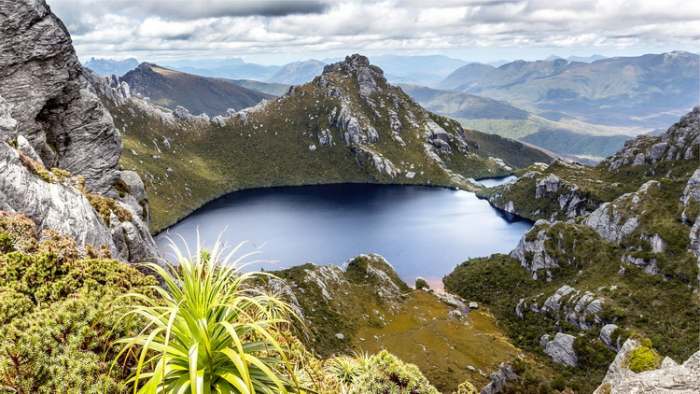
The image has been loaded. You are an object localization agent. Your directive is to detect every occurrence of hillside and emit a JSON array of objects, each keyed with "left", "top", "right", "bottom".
[
  {"left": 521, "top": 129, "right": 630, "bottom": 159},
  {"left": 445, "top": 108, "right": 700, "bottom": 392},
  {"left": 401, "top": 84, "right": 529, "bottom": 120},
  {"left": 441, "top": 52, "right": 699, "bottom": 129},
  {"left": 95, "top": 54, "right": 552, "bottom": 232},
  {"left": 120, "top": 63, "right": 272, "bottom": 115}
]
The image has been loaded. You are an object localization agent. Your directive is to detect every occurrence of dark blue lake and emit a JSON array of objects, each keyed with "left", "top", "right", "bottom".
[{"left": 157, "top": 183, "right": 530, "bottom": 287}]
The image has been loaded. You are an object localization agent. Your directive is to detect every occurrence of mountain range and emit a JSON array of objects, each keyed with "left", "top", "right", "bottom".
[{"left": 439, "top": 51, "right": 699, "bottom": 130}]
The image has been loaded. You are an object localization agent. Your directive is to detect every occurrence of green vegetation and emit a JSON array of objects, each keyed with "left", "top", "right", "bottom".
[
  {"left": 86, "top": 193, "right": 133, "bottom": 225},
  {"left": 625, "top": 343, "right": 662, "bottom": 373},
  {"left": 415, "top": 277, "right": 429, "bottom": 290},
  {"left": 116, "top": 241, "right": 300, "bottom": 393},
  {"left": 0, "top": 213, "right": 156, "bottom": 393},
  {"left": 346, "top": 350, "right": 439, "bottom": 394}
]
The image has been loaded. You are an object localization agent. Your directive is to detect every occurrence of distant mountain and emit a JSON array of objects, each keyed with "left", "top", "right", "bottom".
[
  {"left": 546, "top": 54, "right": 607, "bottom": 63},
  {"left": 369, "top": 55, "right": 466, "bottom": 86},
  {"left": 162, "top": 58, "right": 280, "bottom": 81},
  {"left": 437, "top": 63, "right": 496, "bottom": 90},
  {"left": 403, "top": 84, "right": 640, "bottom": 159},
  {"left": 440, "top": 51, "right": 700, "bottom": 129},
  {"left": 400, "top": 84, "right": 528, "bottom": 120},
  {"left": 84, "top": 57, "right": 139, "bottom": 77},
  {"left": 267, "top": 60, "right": 326, "bottom": 84},
  {"left": 120, "top": 63, "right": 272, "bottom": 115}
]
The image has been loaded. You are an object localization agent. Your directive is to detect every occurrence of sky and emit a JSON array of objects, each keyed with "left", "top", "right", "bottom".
[{"left": 48, "top": 0, "right": 700, "bottom": 65}]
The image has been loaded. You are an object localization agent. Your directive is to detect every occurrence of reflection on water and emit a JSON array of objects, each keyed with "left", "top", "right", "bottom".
[{"left": 157, "top": 183, "right": 531, "bottom": 284}]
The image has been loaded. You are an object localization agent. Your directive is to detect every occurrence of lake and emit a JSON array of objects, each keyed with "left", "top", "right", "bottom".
[{"left": 157, "top": 182, "right": 531, "bottom": 287}]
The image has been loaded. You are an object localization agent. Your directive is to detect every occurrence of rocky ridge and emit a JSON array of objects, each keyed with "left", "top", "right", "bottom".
[
  {"left": 604, "top": 107, "right": 700, "bottom": 171},
  {"left": 0, "top": 0, "right": 158, "bottom": 263}
]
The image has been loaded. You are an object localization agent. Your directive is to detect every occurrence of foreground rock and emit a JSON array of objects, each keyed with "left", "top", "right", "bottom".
[
  {"left": 0, "top": 0, "right": 159, "bottom": 263},
  {"left": 594, "top": 339, "right": 700, "bottom": 393}
]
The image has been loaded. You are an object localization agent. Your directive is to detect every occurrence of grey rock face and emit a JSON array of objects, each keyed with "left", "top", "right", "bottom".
[
  {"left": 605, "top": 107, "right": 700, "bottom": 171},
  {"left": 541, "top": 332, "right": 578, "bottom": 367},
  {"left": 322, "top": 54, "right": 384, "bottom": 99},
  {"left": 0, "top": 142, "right": 115, "bottom": 254},
  {"left": 0, "top": 95, "right": 17, "bottom": 133},
  {"left": 510, "top": 221, "right": 558, "bottom": 280},
  {"left": 518, "top": 284, "right": 604, "bottom": 330},
  {"left": 354, "top": 147, "right": 399, "bottom": 178},
  {"left": 681, "top": 168, "right": 700, "bottom": 223},
  {"left": 16, "top": 135, "right": 43, "bottom": 164},
  {"left": 535, "top": 174, "right": 561, "bottom": 198},
  {"left": 584, "top": 181, "right": 659, "bottom": 244},
  {"left": 594, "top": 339, "right": 700, "bottom": 393},
  {"left": 0, "top": 0, "right": 159, "bottom": 263},
  {"left": 599, "top": 324, "right": 620, "bottom": 350},
  {"left": 0, "top": 0, "right": 123, "bottom": 194}
]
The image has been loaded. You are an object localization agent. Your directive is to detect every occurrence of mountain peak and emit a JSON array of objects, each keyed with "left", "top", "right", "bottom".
[{"left": 322, "top": 54, "right": 383, "bottom": 76}]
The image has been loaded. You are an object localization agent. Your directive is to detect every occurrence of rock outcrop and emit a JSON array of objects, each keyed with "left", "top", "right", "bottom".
[
  {"left": 0, "top": 142, "right": 158, "bottom": 261},
  {"left": 605, "top": 107, "right": 700, "bottom": 171},
  {"left": 540, "top": 332, "right": 578, "bottom": 367},
  {"left": 0, "top": 0, "right": 159, "bottom": 263},
  {"left": 510, "top": 220, "right": 559, "bottom": 280},
  {"left": 0, "top": 0, "right": 121, "bottom": 193},
  {"left": 485, "top": 162, "right": 599, "bottom": 222},
  {"left": 480, "top": 363, "right": 518, "bottom": 394},
  {"left": 516, "top": 284, "right": 604, "bottom": 330},
  {"left": 594, "top": 339, "right": 700, "bottom": 393},
  {"left": 584, "top": 181, "right": 659, "bottom": 244}
]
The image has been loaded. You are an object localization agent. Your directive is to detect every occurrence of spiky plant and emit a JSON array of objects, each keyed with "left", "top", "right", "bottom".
[
  {"left": 115, "top": 235, "right": 301, "bottom": 393},
  {"left": 324, "top": 356, "right": 360, "bottom": 386}
]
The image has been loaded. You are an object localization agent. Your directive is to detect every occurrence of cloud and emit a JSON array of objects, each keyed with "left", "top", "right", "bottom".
[{"left": 46, "top": 0, "right": 700, "bottom": 61}]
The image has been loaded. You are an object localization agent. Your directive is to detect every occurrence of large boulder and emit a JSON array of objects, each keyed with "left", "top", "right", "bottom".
[
  {"left": 540, "top": 332, "right": 578, "bottom": 367},
  {"left": 594, "top": 339, "right": 700, "bottom": 393}
]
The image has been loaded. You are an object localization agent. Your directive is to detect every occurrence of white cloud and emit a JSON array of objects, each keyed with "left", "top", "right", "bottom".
[{"left": 46, "top": 0, "right": 700, "bottom": 62}]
